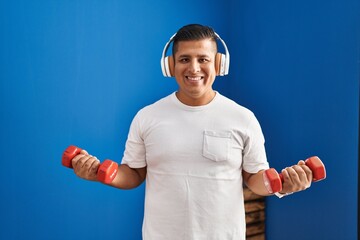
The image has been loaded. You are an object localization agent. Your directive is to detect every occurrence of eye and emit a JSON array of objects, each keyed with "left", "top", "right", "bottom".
[
  {"left": 178, "top": 57, "right": 189, "bottom": 63},
  {"left": 199, "top": 58, "right": 210, "bottom": 63}
]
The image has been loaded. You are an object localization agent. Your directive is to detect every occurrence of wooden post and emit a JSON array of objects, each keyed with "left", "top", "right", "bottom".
[{"left": 244, "top": 186, "right": 266, "bottom": 240}]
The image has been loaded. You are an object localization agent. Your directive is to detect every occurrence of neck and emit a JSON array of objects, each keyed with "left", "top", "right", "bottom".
[{"left": 175, "top": 90, "right": 216, "bottom": 106}]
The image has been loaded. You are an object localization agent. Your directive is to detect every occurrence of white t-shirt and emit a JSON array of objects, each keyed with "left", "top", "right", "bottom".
[{"left": 122, "top": 92, "right": 269, "bottom": 240}]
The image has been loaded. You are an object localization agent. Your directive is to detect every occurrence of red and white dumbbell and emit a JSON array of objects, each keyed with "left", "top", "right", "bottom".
[
  {"left": 62, "top": 145, "right": 118, "bottom": 184},
  {"left": 263, "top": 156, "right": 326, "bottom": 193}
]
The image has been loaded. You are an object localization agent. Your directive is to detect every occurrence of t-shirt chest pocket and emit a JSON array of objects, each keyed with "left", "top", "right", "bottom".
[{"left": 202, "top": 130, "right": 232, "bottom": 162}]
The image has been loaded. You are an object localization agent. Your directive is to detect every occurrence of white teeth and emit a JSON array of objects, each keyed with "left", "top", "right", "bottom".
[{"left": 187, "top": 76, "right": 202, "bottom": 81}]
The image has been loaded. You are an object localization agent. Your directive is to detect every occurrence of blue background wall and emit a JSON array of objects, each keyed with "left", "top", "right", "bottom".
[{"left": 0, "top": 0, "right": 358, "bottom": 239}]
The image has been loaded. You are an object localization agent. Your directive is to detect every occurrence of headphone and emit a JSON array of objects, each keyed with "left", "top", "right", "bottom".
[{"left": 160, "top": 32, "right": 230, "bottom": 77}]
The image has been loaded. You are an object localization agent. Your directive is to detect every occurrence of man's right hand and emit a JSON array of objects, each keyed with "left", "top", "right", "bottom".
[{"left": 71, "top": 150, "right": 101, "bottom": 181}]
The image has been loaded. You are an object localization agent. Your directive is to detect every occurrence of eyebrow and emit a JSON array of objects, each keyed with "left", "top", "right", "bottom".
[{"left": 177, "top": 54, "right": 212, "bottom": 58}]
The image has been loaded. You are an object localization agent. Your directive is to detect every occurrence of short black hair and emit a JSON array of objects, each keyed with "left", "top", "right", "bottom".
[{"left": 172, "top": 24, "right": 217, "bottom": 55}]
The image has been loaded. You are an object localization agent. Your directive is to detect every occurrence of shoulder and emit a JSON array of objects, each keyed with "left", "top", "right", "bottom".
[
  {"left": 216, "top": 93, "right": 255, "bottom": 117},
  {"left": 135, "top": 93, "right": 174, "bottom": 118}
]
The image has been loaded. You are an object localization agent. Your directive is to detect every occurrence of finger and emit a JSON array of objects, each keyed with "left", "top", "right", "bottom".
[
  {"left": 280, "top": 168, "right": 298, "bottom": 193},
  {"left": 286, "top": 166, "right": 301, "bottom": 184},
  {"left": 297, "top": 160, "right": 306, "bottom": 165},
  {"left": 88, "top": 158, "right": 100, "bottom": 174},
  {"left": 71, "top": 153, "right": 87, "bottom": 168},
  {"left": 292, "top": 165, "right": 307, "bottom": 182},
  {"left": 81, "top": 149, "right": 89, "bottom": 155},
  {"left": 73, "top": 155, "right": 97, "bottom": 178},
  {"left": 281, "top": 168, "right": 290, "bottom": 182},
  {"left": 299, "top": 164, "right": 313, "bottom": 184},
  {"left": 292, "top": 165, "right": 312, "bottom": 190},
  {"left": 78, "top": 155, "right": 96, "bottom": 169}
]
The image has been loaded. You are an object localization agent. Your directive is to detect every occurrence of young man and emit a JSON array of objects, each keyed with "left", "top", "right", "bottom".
[{"left": 71, "top": 24, "right": 313, "bottom": 240}]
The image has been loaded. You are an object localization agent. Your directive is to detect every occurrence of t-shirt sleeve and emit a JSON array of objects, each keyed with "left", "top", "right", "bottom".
[
  {"left": 121, "top": 111, "right": 147, "bottom": 168},
  {"left": 242, "top": 113, "right": 269, "bottom": 173}
]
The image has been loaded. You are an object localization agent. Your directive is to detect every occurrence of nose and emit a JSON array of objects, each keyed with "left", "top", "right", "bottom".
[{"left": 188, "top": 59, "right": 201, "bottom": 73}]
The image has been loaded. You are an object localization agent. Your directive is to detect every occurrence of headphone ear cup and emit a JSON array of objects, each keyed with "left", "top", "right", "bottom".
[
  {"left": 167, "top": 56, "right": 175, "bottom": 77},
  {"left": 162, "top": 56, "right": 174, "bottom": 77},
  {"left": 163, "top": 56, "right": 169, "bottom": 77},
  {"left": 215, "top": 53, "right": 223, "bottom": 76}
]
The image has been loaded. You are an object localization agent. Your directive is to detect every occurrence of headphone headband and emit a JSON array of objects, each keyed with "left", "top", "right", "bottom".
[{"left": 160, "top": 32, "right": 230, "bottom": 77}]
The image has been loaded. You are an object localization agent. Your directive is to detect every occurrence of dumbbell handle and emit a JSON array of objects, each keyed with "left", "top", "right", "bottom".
[
  {"left": 263, "top": 156, "right": 326, "bottom": 193},
  {"left": 62, "top": 145, "right": 118, "bottom": 184}
]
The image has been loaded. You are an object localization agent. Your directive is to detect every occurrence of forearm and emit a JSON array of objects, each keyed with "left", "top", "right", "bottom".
[
  {"left": 243, "top": 161, "right": 313, "bottom": 196},
  {"left": 108, "top": 164, "right": 146, "bottom": 189},
  {"left": 243, "top": 170, "right": 271, "bottom": 196}
]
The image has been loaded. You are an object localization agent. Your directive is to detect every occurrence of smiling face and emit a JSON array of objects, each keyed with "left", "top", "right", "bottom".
[{"left": 173, "top": 38, "right": 218, "bottom": 106}]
